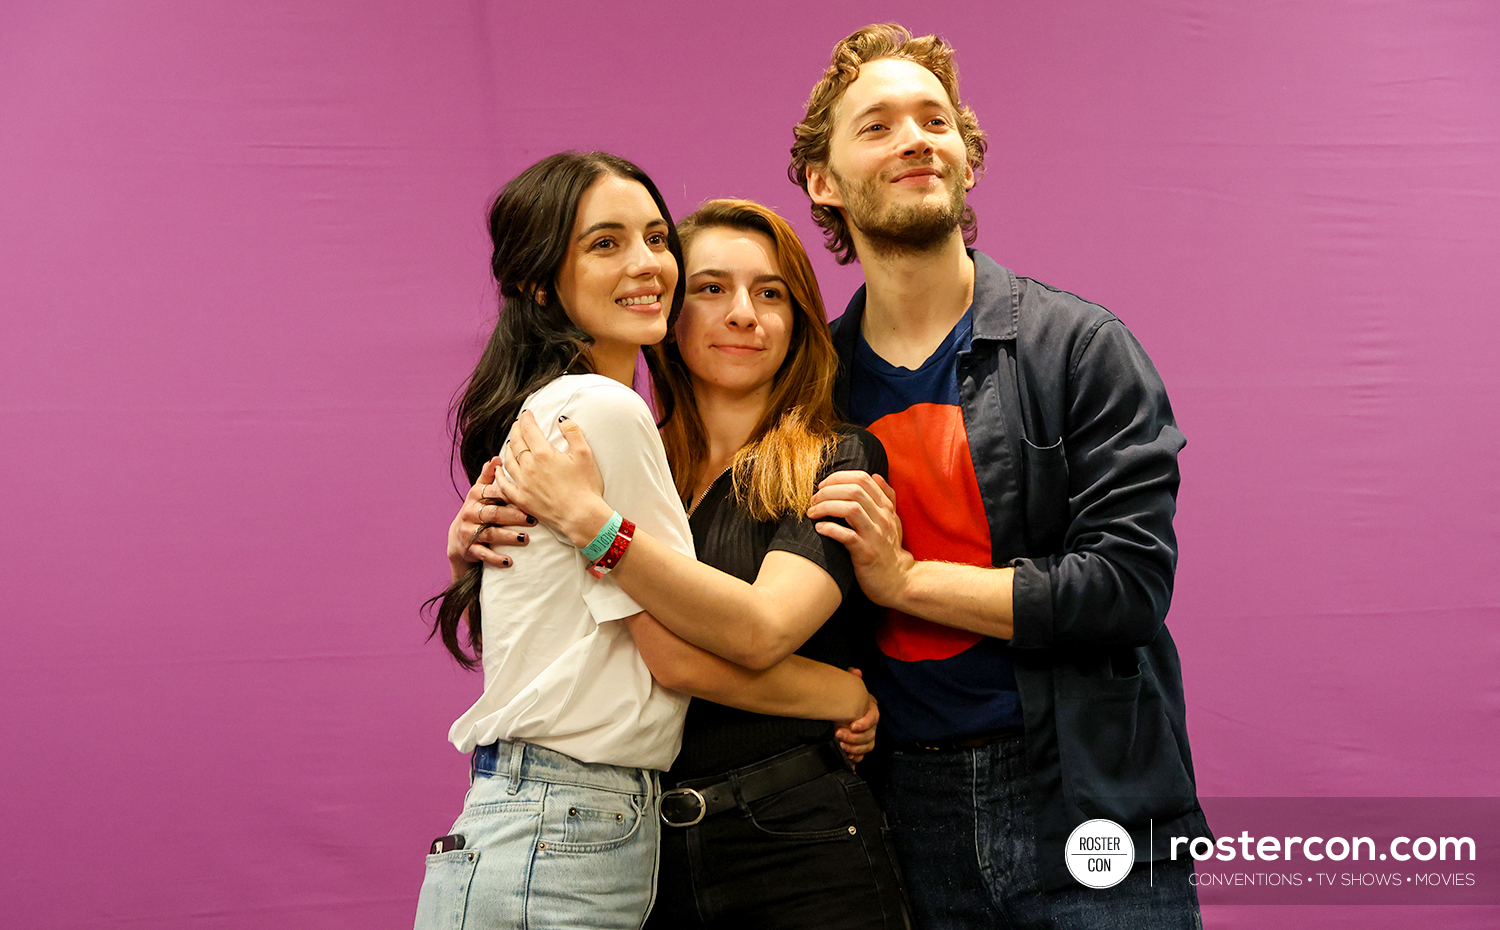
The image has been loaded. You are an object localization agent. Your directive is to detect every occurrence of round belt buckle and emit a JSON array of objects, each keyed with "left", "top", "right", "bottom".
[{"left": 658, "top": 787, "right": 707, "bottom": 827}]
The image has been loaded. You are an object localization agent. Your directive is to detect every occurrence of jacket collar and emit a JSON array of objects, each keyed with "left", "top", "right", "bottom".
[
  {"left": 832, "top": 249, "right": 1018, "bottom": 351},
  {"left": 969, "top": 249, "right": 1019, "bottom": 342},
  {"left": 830, "top": 249, "right": 1017, "bottom": 417}
]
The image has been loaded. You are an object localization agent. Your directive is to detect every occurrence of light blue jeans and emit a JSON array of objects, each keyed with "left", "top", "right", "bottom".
[{"left": 414, "top": 740, "right": 660, "bottom": 930}]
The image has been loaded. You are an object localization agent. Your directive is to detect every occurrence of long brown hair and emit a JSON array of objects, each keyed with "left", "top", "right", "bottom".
[{"left": 648, "top": 199, "right": 840, "bottom": 520}]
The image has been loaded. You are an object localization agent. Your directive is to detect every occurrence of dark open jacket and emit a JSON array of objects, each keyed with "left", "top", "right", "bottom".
[{"left": 831, "top": 251, "right": 1210, "bottom": 890}]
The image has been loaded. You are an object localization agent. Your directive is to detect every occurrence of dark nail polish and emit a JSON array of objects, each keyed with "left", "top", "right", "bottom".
[
  {"left": 526, "top": 515, "right": 537, "bottom": 525},
  {"left": 558, "top": 415, "right": 569, "bottom": 422},
  {"left": 501, "top": 558, "right": 512, "bottom": 568},
  {"left": 517, "top": 533, "right": 528, "bottom": 544}
]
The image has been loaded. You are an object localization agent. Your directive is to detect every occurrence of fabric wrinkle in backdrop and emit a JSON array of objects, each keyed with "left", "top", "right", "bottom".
[{"left": 1, "top": 2, "right": 1497, "bottom": 928}]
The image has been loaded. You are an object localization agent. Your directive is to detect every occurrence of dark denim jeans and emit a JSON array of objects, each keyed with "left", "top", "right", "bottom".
[
  {"left": 869, "top": 736, "right": 1201, "bottom": 930},
  {"left": 645, "top": 765, "right": 911, "bottom": 929}
]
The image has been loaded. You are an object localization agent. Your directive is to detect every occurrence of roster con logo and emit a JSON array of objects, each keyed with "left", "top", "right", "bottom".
[{"left": 1066, "top": 819, "right": 1135, "bottom": 888}]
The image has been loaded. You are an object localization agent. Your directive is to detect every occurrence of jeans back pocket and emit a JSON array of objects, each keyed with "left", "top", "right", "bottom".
[{"left": 413, "top": 847, "right": 480, "bottom": 930}]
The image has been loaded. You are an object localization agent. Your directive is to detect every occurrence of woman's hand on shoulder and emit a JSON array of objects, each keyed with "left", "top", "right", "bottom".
[
  {"left": 494, "top": 411, "right": 614, "bottom": 548},
  {"left": 447, "top": 458, "right": 536, "bottom": 580}
]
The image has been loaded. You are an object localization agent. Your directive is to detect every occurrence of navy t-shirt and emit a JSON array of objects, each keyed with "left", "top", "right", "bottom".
[{"left": 848, "top": 311, "right": 1023, "bottom": 743}]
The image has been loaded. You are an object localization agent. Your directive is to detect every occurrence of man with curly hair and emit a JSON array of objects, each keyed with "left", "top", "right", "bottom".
[{"left": 799, "top": 23, "right": 1209, "bottom": 929}]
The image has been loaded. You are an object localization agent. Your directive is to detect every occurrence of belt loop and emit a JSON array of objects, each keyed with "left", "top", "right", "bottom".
[
  {"left": 506, "top": 740, "right": 526, "bottom": 796},
  {"left": 827, "top": 738, "right": 854, "bottom": 773},
  {"left": 727, "top": 771, "right": 748, "bottom": 811}
]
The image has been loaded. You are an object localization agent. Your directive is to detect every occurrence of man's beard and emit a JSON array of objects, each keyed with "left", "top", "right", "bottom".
[{"left": 835, "top": 161, "right": 967, "bottom": 259}]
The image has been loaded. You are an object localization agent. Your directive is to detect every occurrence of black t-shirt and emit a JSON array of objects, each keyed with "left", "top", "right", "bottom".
[{"left": 665, "top": 427, "right": 889, "bottom": 783}]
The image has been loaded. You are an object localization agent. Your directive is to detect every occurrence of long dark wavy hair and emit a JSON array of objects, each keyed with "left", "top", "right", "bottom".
[{"left": 428, "top": 151, "right": 686, "bottom": 669}]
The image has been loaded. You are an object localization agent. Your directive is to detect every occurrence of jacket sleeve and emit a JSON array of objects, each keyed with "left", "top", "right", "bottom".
[{"left": 1007, "top": 318, "right": 1185, "bottom": 651}]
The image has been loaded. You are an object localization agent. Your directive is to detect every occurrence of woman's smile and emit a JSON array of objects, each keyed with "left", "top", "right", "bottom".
[{"left": 555, "top": 174, "right": 679, "bottom": 380}]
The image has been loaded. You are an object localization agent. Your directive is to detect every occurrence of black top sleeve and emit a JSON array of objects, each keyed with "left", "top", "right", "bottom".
[
  {"left": 667, "top": 427, "right": 888, "bottom": 782},
  {"left": 766, "top": 427, "right": 889, "bottom": 602}
]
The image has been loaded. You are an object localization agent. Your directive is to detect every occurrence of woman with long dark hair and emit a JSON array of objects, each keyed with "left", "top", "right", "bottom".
[
  {"left": 485, "top": 199, "right": 909, "bottom": 928},
  {"left": 416, "top": 160, "right": 875, "bottom": 930}
]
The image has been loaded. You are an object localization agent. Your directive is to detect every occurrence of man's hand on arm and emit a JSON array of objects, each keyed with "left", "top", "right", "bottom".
[
  {"left": 806, "top": 470, "right": 914, "bottom": 606},
  {"left": 808, "top": 470, "right": 1015, "bottom": 640}
]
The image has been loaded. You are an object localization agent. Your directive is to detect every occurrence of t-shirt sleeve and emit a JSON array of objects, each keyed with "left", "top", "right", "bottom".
[
  {"left": 766, "top": 427, "right": 888, "bottom": 601},
  {"left": 523, "top": 377, "right": 694, "bottom": 624}
]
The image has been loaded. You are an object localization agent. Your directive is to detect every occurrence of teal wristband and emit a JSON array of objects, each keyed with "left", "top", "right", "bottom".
[{"left": 581, "top": 511, "right": 623, "bottom": 562}]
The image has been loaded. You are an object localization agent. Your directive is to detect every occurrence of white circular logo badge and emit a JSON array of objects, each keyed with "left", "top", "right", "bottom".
[{"left": 1065, "top": 818, "right": 1135, "bottom": 889}]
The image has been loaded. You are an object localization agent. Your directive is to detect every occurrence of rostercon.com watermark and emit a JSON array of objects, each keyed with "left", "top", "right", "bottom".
[
  {"left": 1168, "top": 797, "right": 1497, "bottom": 904},
  {"left": 1169, "top": 831, "right": 1475, "bottom": 864}
]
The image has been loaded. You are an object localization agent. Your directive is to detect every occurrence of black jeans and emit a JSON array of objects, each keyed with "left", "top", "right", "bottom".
[{"left": 646, "top": 762, "right": 910, "bottom": 929}]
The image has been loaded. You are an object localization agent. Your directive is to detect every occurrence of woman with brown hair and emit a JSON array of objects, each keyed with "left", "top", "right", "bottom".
[
  {"left": 418, "top": 162, "right": 877, "bottom": 930},
  {"left": 481, "top": 199, "right": 909, "bottom": 928}
]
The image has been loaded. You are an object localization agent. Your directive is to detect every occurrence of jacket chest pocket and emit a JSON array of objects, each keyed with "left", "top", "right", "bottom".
[{"left": 1022, "top": 435, "right": 1069, "bottom": 551}]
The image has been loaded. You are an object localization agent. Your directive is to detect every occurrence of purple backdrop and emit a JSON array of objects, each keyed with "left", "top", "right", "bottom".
[{"left": 3, "top": 2, "right": 1497, "bottom": 927}]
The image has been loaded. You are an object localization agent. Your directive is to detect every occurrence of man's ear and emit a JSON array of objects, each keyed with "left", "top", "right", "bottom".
[
  {"left": 962, "top": 159, "right": 976, "bottom": 191},
  {"left": 805, "top": 165, "right": 843, "bottom": 209}
]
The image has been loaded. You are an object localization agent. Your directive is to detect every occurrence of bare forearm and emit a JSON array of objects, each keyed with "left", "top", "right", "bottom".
[
  {"left": 563, "top": 502, "right": 834, "bottom": 669},
  {"left": 623, "top": 613, "right": 867, "bottom": 721},
  {"left": 731, "top": 654, "right": 869, "bottom": 721},
  {"left": 497, "top": 413, "right": 837, "bottom": 666},
  {"left": 891, "top": 561, "right": 1016, "bottom": 640},
  {"left": 615, "top": 533, "right": 828, "bottom": 667}
]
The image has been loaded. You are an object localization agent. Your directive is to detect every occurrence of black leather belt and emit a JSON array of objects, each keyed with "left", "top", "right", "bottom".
[{"left": 657, "top": 741, "right": 848, "bottom": 828}]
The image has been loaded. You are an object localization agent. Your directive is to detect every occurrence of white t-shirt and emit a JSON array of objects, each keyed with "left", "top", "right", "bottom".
[{"left": 447, "top": 374, "right": 694, "bottom": 771}]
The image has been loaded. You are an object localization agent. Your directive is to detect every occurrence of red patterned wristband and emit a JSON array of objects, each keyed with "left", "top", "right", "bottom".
[{"left": 586, "top": 517, "right": 636, "bottom": 578}]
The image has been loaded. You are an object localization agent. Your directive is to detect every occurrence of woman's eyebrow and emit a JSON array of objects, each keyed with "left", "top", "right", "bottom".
[
  {"left": 575, "top": 221, "right": 624, "bottom": 241},
  {"left": 688, "top": 270, "right": 787, "bottom": 288},
  {"left": 576, "top": 217, "right": 668, "bottom": 241}
]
